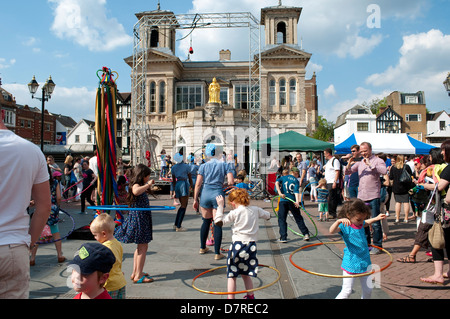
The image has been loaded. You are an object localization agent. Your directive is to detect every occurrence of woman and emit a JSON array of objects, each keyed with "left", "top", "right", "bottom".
[
  {"left": 419, "top": 140, "right": 450, "bottom": 285},
  {"left": 171, "top": 152, "right": 193, "bottom": 232},
  {"left": 389, "top": 154, "right": 414, "bottom": 223},
  {"left": 307, "top": 159, "right": 318, "bottom": 202},
  {"left": 79, "top": 160, "right": 97, "bottom": 214},
  {"left": 193, "top": 143, "right": 234, "bottom": 260},
  {"left": 63, "top": 155, "right": 75, "bottom": 200}
]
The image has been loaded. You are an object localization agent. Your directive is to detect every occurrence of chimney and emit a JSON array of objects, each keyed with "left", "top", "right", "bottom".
[{"left": 219, "top": 49, "right": 231, "bottom": 61}]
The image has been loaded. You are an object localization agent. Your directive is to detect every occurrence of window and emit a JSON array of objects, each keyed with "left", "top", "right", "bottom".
[
  {"left": 406, "top": 114, "right": 421, "bottom": 122},
  {"left": 440, "top": 121, "right": 446, "bottom": 131},
  {"left": 149, "top": 82, "right": 156, "bottom": 113},
  {"left": 75, "top": 135, "right": 80, "bottom": 143},
  {"left": 4, "top": 111, "right": 13, "bottom": 125},
  {"left": 289, "top": 79, "right": 296, "bottom": 106},
  {"left": 357, "top": 122, "right": 369, "bottom": 131},
  {"left": 20, "top": 119, "right": 25, "bottom": 127},
  {"left": 269, "top": 79, "right": 276, "bottom": 106},
  {"left": 234, "top": 84, "right": 249, "bottom": 109},
  {"left": 87, "top": 135, "right": 92, "bottom": 143},
  {"left": 159, "top": 82, "right": 166, "bottom": 113},
  {"left": 405, "top": 95, "right": 418, "bottom": 104},
  {"left": 176, "top": 84, "right": 203, "bottom": 111},
  {"left": 276, "top": 22, "right": 287, "bottom": 44},
  {"left": 27, "top": 120, "right": 32, "bottom": 128},
  {"left": 220, "top": 88, "right": 228, "bottom": 105},
  {"left": 279, "top": 79, "right": 286, "bottom": 106}
]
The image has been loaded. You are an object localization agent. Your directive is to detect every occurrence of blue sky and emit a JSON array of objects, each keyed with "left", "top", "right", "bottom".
[{"left": 1, "top": 0, "right": 449, "bottom": 124}]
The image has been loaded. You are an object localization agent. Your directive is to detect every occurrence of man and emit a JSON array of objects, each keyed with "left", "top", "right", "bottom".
[
  {"left": 294, "top": 153, "right": 308, "bottom": 193},
  {"left": 345, "top": 142, "right": 387, "bottom": 254},
  {"left": 323, "top": 148, "right": 341, "bottom": 219},
  {"left": 275, "top": 167, "right": 310, "bottom": 242},
  {"left": 347, "top": 145, "right": 361, "bottom": 199},
  {"left": 0, "top": 106, "right": 51, "bottom": 298}
]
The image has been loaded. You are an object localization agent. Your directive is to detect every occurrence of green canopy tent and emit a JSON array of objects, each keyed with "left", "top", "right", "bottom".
[{"left": 251, "top": 130, "right": 334, "bottom": 152}]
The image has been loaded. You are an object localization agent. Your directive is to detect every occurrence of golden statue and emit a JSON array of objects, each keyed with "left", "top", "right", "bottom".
[{"left": 208, "top": 77, "right": 221, "bottom": 104}]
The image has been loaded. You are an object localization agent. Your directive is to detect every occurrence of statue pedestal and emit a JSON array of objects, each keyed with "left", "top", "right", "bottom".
[{"left": 205, "top": 102, "right": 222, "bottom": 118}]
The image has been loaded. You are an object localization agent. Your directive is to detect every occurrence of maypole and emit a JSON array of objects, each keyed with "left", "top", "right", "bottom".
[{"left": 94, "top": 67, "right": 123, "bottom": 224}]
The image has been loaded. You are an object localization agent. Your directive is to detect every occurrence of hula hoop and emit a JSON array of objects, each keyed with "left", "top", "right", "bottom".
[
  {"left": 300, "top": 181, "right": 319, "bottom": 216},
  {"left": 36, "top": 210, "right": 76, "bottom": 245},
  {"left": 192, "top": 264, "right": 281, "bottom": 295},
  {"left": 271, "top": 195, "right": 318, "bottom": 238},
  {"left": 87, "top": 205, "right": 176, "bottom": 212},
  {"left": 289, "top": 241, "right": 393, "bottom": 278}
]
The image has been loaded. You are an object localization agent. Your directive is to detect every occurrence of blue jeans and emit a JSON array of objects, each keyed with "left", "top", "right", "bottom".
[
  {"left": 348, "top": 186, "right": 358, "bottom": 198},
  {"left": 277, "top": 201, "right": 309, "bottom": 240},
  {"left": 364, "top": 198, "right": 382, "bottom": 247}
]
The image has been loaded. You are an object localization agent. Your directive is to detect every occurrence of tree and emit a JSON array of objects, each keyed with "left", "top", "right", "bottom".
[
  {"left": 308, "top": 115, "right": 334, "bottom": 142},
  {"left": 362, "top": 97, "right": 387, "bottom": 115}
]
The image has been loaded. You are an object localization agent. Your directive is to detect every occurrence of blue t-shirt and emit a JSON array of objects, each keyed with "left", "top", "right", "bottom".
[
  {"left": 189, "top": 163, "right": 199, "bottom": 178},
  {"left": 339, "top": 222, "right": 371, "bottom": 274},
  {"left": 198, "top": 158, "right": 234, "bottom": 189},
  {"left": 235, "top": 182, "right": 249, "bottom": 190},
  {"left": 316, "top": 188, "right": 329, "bottom": 203},
  {"left": 171, "top": 162, "right": 191, "bottom": 181},
  {"left": 276, "top": 174, "right": 299, "bottom": 202}
]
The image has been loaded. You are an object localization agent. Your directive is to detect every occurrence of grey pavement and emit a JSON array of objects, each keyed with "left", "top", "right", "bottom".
[{"left": 28, "top": 192, "right": 448, "bottom": 300}]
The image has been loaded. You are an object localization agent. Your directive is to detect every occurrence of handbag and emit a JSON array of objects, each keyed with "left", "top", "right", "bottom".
[
  {"left": 428, "top": 221, "right": 445, "bottom": 249},
  {"left": 399, "top": 165, "right": 412, "bottom": 184},
  {"left": 422, "top": 183, "right": 438, "bottom": 225}
]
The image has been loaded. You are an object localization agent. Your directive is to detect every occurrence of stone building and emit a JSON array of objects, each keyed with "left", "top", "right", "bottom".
[{"left": 125, "top": 3, "right": 318, "bottom": 170}]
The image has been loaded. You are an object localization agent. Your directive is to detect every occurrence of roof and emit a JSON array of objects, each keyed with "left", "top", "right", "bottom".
[{"left": 335, "top": 105, "right": 373, "bottom": 128}]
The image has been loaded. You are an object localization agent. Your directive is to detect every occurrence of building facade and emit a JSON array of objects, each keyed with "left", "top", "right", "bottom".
[{"left": 125, "top": 3, "right": 318, "bottom": 170}]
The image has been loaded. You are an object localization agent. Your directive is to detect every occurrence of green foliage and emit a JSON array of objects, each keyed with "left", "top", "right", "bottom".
[{"left": 308, "top": 115, "right": 334, "bottom": 142}]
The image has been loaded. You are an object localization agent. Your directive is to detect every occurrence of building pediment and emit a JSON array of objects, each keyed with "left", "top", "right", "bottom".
[{"left": 261, "top": 44, "right": 311, "bottom": 61}]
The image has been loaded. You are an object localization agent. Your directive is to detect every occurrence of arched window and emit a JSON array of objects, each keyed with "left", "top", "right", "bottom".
[
  {"left": 276, "top": 22, "right": 286, "bottom": 44},
  {"left": 269, "top": 79, "right": 276, "bottom": 106},
  {"left": 289, "top": 79, "right": 296, "bottom": 106},
  {"left": 279, "top": 78, "right": 286, "bottom": 106},
  {"left": 150, "top": 27, "right": 159, "bottom": 48},
  {"left": 149, "top": 81, "right": 156, "bottom": 113},
  {"left": 159, "top": 82, "right": 166, "bottom": 113}
]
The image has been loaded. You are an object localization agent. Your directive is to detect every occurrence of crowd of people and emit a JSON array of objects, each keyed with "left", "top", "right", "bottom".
[{"left": 2, "top": 97, "right": 450, "bottom": 299}]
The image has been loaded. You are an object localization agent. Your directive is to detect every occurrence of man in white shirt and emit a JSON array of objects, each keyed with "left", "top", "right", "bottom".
[
  {"left": 323, "top": 148, "right": 341, "bottom": 219},
  {"left": 0, "top": 106, "right": 51, "bottom": 298}
]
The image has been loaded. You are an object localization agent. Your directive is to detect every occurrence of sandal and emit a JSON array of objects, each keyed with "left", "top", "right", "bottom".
[
  {"left": 397, "top": 255, "right": 416, "bottom": 263},
  {"left": 134, "top": 274, "right": 154, "bottom": 284}
]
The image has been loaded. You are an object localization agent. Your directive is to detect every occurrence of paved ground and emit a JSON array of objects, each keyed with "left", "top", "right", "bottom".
[{"left": 28, "top": 192, "right": 450, "bottom": 300}]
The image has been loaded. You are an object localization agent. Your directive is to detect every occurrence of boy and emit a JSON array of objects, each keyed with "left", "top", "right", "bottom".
[
  {"left": 234, "top": 175, "right": 249, "bottom": 190},
  {"left": 275, "top": 167, "right": 310, "bottom": 242},
  {"left": 69, "top": 242, "right": 116, "bottom": 299},
  {"left": 316, "top": 178, "right": 329, "bottom": 221},
  {"left": 90, "top": 213, "right": 127, "bottom": 299}
]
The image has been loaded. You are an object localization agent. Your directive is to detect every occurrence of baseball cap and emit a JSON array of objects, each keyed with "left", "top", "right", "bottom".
[
  {"left": 70, "top": 242, "right": 116, "bottom": 275},
  {"left": 52, "top": 171, "right": 62, "bottom": 177},
  {"left": 291, "top": 167, "right": 299, "bottom": 173}
]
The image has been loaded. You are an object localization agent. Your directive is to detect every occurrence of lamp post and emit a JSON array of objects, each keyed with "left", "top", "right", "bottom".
[
  {"left": 444, "top": 72, "right": 450, "bottom": 96},
  {"left": 28, "top": 76, "right": 56, "bottom": 152}
]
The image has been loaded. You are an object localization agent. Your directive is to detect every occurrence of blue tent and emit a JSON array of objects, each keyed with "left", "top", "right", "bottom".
[{"left": 335, "top": 133, "right": 438, "bottom": 155}]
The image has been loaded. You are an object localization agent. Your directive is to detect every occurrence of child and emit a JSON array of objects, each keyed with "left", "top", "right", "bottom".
[
  {"left": 316, "top": 178, "right": 329, "bottom": 221},
  {"left": 90, "top": 213, "right": 127, "bottom": 299},
  {"left": 117, "top": 175, "right": 128, "bottom": 205},
  {"left": 329, "top": 199, "right": 386, "bottom": 299},
  {"left": 214, "top": 189, "right": 271, "bottom": 299},
  {"left": 70, "top": 242, "right": 116, "bottom": 299},
  {"left": 234, "top": 175, "right": 249, "bottom": 190},
  {"left": 114, "top": 164, "right": 155, "bottom": 284}
]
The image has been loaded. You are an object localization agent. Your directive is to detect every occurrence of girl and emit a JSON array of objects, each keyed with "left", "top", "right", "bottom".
[
  {"left": 171, "top": 152, "right": 193, "bottom": 231},
  {"left": 114, "top": 164, "right": 155, "bottom": 284},
  {"left": 316, "top": 178, "right": 329, "bottom": 221},
  {"left": 214, "top": 189, "right": 271, "bottom": 299},
  {"left": 329, "top": 199, "right": 386, "bottom": 299}
]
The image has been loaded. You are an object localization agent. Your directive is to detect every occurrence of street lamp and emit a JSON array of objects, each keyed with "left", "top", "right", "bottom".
[
  {"left": 28, "top": 76, "right": 56, "bottom": 152},
  {"left": 444, "top": 72, "right": 450, "bottom": 96}
]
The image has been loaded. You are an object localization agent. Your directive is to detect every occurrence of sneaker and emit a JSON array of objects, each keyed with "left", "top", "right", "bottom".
[
  {"left": 278, "top": 238, "right": 288, "bottom": 243},
  {"left": 370, "top": 248, "right": 382, "bottom": 255},
  {"left": 303, "top": 234, "right": 310, "bottom": 241},
  {"left": 244, "top": 294, "right": 255, "bottom": 299},
  {"left": 199, "top": 248, "right": 210, "bottom": 254},
  {"left": 175, "top": 227, "right": 187, "bottom": 232},
  {"left": 215, "top": 253, "right": 225, "bottom": 260}
]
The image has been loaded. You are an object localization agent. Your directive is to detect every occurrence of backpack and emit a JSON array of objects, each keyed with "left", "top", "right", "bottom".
[{"left": 332, "top": 157, "right": 344, "bottom": 190}]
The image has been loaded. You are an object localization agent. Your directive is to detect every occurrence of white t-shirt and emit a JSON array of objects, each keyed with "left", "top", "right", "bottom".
[
  {"left": 221, "top": 205, "right": 271, "bottom": 243},
  {"left": 89, "top": 155, "right": 98, "bottom": 176},
  {"left": 324, "top": 157, "right": 341, "bottom": 184},
  {"left": 0, "top": 130, "right": 49, "bottom": 246}
]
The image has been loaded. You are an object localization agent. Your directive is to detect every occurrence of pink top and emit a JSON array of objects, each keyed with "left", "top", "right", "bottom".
[{"left": 345, "top": 155, "right": 387, "bottom": 202}]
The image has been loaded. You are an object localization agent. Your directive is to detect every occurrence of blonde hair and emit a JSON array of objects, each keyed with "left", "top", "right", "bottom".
[
  {"left": 64, "top": 155, "right": 73, "bottom": 164},
  {"left": 90, "top": 213, "right": 115, "bottom": 234},
  {"left": 318, "top": 178, "right": 327, "bottom": 187},
  {"left": 228, "top": 188, "right": 250, "bottom": 206},
  {"left": 395, "top": 155, "right": 405, "bottom": 169}
]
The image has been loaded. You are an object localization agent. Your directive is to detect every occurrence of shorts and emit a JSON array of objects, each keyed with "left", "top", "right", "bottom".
[
  {"left": 199, "top": 186, "right": 224, "bottom": 209},
  {"left": 0, "top": 244, "right": 30, "bottom": 299},
  {"left": 108, "top": 286, "right": 126, "bottom": 299},
  {"left": 318, "top": 203, "right": 328, "bottom": 212},
  {"left": 227, "top": 241, "right": 258, "bottom": 278},
  {"left": 175, "top": 180, "right": 190, "bottom": 198},
  {"left": 49, "top": 224, "right": 60, "bottom": 234}
]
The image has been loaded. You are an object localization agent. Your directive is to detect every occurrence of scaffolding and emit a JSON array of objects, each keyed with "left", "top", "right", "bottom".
[{"left": 131, "top": 11, "right": 262, "bottom": 178}]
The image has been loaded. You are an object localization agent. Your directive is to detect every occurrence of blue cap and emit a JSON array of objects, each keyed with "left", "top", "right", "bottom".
[
  {"left": 70, "top": 242, "right": 115, "bottom": 275},
  {"left": 205, "top": 143, "right": 216, "bottom": 157}
]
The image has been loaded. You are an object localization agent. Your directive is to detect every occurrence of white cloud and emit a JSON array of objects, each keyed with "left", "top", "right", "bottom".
[
  {"left": 336, "top": 34, "right": 383, "bottom": 59},
  {"left": 48, "top": 0, "right": 133, "bottom": 52},
  {"left": 366, "top": 29, "right": 450, "bottom": 101},
  {"left": 2, "top": 83, "right": 97, "bottom": 122},
  {"left": 324, "top": 84, "right": 337, "bottom": 97},
  {"left": 0, "top": 58, "right": 16, "bottom": 70}
]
